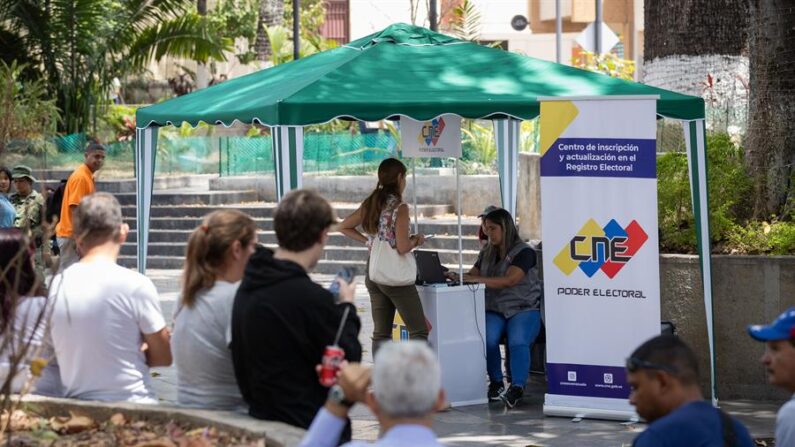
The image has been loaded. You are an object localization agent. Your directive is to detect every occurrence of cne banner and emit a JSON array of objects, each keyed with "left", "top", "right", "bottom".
[
  {"left": 539, "top": 97, "right": 661, "bottom": 420},
  {"left": 400, "top": 115, "right": 462, "bottom": 158}
]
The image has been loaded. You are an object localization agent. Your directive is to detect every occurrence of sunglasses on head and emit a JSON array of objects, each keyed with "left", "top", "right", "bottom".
[{"left": 625, "top": 357, "right": 679, "bottom": 374}]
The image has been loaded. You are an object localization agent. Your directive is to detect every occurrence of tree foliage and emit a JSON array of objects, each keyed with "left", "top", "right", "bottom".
[
  {"left": 573, "top": 51, "right": 635, "bottom": 81},
  {"left": 0, "top": 61, "right": 60, "bottom": 155},
  {"left": 0, "top": 0, "right": 233, "bottom": 133}
]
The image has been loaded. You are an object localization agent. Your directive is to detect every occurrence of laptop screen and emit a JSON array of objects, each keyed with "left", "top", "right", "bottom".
[{"left": 414, "top": 250, "right": 447, "bottom": 284}]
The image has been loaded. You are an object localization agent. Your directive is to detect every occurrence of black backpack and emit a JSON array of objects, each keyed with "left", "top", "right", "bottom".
[{"left": 46, "top": 179, "right": 67, "bottom": 224}]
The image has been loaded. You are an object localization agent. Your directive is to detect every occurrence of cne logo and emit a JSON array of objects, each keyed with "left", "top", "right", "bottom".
[
  {"left": 553, "top": 218, "right": 648, "bottom": 279},
  {"left": 418, "top": 117, "right": 446, "bottom": 146}
]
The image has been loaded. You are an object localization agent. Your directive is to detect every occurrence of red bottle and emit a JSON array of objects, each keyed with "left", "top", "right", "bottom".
[{"left": 319, "top": 345, "right": 345, "bottom": 387}]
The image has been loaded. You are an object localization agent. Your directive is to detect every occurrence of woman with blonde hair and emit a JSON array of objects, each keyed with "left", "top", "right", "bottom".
[
  {"left": 339, "top": 158, "right": 428, "bottom": 355},
  {"left": 172, "top": 209, "right": 257, "bottom": 410}
]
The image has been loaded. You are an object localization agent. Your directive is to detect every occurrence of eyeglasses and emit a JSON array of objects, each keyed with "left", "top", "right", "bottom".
[{"left": 625, "top": 357, "right": 679, "bottom": 374}]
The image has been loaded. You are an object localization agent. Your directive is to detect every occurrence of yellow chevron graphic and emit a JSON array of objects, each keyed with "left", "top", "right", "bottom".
[
  {"left": 552, "top": 218, "right": 605, "bottom": 275},
  {"left": 540, "top": 101, "right": 579, "bottom": 156}
]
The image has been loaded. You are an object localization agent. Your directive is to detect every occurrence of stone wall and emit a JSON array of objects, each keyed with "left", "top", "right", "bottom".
[{"left": 660, "top": 255, "right": 795, "bottom": 401}]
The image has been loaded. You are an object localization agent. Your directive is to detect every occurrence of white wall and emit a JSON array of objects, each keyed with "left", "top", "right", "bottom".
[
  {"left": 349, "top": 0, "right": 552, "bottom": 61},
  {"left": 349, "top": 0, "right": 427, "bottom": 40}
]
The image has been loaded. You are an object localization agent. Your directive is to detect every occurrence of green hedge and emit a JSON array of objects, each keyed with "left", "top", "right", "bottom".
[{"left": 658, "top": 133, "right": 794, "bottom": 254}]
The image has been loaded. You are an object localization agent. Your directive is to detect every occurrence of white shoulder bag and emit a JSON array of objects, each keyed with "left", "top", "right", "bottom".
[{"left": 369, "top": 238, "right": 417, "bottom": 286}]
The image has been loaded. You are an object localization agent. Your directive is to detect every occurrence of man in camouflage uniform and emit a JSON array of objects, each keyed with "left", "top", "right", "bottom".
[{"left": 10, "top": 165, "right": 50, "bottom": 278}]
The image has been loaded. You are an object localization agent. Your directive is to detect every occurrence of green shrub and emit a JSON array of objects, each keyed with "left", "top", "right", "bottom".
[
  {"left": 725, "top": 220, "right": 795, "bottom": 255},
  {"left": 657, "top": 133, "right": 754, "bottom": 253}
]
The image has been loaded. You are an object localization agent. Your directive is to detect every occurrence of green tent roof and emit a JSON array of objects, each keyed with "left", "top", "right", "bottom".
[{"left": 136, "top": 23, "right": 704, "bottom": 128}]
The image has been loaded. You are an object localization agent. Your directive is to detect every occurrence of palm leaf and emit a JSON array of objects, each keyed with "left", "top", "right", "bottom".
[{"left": 125, "top": 14, "right": 232, "bottom": 69}]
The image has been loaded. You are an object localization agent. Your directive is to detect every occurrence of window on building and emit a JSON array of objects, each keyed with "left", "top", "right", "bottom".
[{"left": 321, "top": 0, "right": 350, "bottom": 44}]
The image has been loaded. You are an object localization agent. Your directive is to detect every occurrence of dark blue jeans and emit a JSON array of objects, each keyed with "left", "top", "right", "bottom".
[{"left": 486, "top": 309, "right": 541, "bottom": 387}]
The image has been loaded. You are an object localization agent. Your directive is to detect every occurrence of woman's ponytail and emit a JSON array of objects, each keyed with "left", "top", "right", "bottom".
[{"left": 180, "top": 210, "right": 257, "bottom": 308}]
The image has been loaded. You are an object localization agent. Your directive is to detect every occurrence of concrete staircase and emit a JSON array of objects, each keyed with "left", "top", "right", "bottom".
[{"left": 105, "top": 181, "right": 481, "bottom": 274}]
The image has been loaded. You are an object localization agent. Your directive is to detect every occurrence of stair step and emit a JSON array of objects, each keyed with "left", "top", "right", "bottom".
[
  {"left": 125, "top": 217, "right": 274, "bottom": 231},
  {"left": 120, "top": 203, "right": 455, "bottom": 219},
  {"left": 118, "top": 257, "right": 478, "bottom": 275},
  {"left": 118, "top": 255, "right": 370, "bottom": 274},
  {"left": 122, "top": 240, "right": 480, "bottom": 259},
  {"left": 114, "top": 190, "right": 259, "bottom": 206},
  {"left": 126, "top": 223, "right": 482, "bottom": 243}
]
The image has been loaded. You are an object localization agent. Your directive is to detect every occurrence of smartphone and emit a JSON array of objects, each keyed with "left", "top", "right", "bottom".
[{"left": 329, "top": 266, "right": 357, "bottom": 301}]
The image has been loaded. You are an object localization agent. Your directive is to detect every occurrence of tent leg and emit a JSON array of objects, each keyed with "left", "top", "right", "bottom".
[
  {"left": 494, "top": 119, "right": 520, "bottom": 218},
  {"left": 135, "top": 127, "right": 158, "bottom": 274},
  {"left": 684, "top": 119, "right": 716, "bottom": 405},
  {"left": 456, "top": 158, "right": 463, "bottom": 285},
  {"left": 272, "top": 126, "right": 305, "bottom": 201},
  {"left": 412, "top": 159, "right": 418, "bottom": 234}
]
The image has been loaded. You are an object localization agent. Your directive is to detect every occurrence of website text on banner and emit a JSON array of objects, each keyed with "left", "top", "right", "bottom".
[{"left": 540, "top": 98, "right": 661, "bottom": 420}]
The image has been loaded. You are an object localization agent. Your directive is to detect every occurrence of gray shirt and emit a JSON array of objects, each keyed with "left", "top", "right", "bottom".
[
  {"left": 777, "top": 394, "right": 795, "bottom": 447},
  {"left": 172, "top": 281, "right": 245, "bottom": 410}
]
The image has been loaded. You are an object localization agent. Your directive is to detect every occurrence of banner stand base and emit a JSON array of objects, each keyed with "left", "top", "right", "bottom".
[
  {"left": 543, "top": 393, "right": 639, "bottom": 422},
  {"left": 543, "top": 404, "right": 638, "bottom": 422}
]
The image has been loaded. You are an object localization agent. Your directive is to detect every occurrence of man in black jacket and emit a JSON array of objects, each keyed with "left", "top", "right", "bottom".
[{"left": 231, "top": 189, "right": 362, "bottom": 441}]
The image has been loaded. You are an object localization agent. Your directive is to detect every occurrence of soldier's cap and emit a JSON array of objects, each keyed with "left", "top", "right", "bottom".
[
  {"left": 748, "top": 307, "right": 795, "bottom": 342},
  {"left": 11, "top": 165, "right": 37, "bottom": 183}
]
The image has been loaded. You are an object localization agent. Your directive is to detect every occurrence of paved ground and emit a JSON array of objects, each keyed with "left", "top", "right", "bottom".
[{"left": 145, "top": 269, "right": 780, "bottom": 446}]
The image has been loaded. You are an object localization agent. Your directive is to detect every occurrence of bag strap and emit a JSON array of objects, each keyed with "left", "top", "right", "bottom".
[{"left": 717, "top": 407, "right": 737, "bottom": 447}]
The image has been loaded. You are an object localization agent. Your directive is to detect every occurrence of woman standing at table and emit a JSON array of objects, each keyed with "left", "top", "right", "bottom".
[
  {"left": 450, "top": 208, "right": 542, "bottom": 409},
  {"left": 338, "top": 158, "right": 428, "bottom": 355}
]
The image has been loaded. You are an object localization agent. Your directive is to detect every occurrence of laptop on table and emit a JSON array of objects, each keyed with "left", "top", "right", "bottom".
[{"left": 414, "top": 250, "right": 475, "bottom": 286}]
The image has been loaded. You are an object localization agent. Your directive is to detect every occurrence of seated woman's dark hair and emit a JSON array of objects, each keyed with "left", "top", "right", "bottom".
[
  {"left": 0, "top": 229, "right": 44, "bottom": 332},
  {"left": 481, "top": 208, "right": 521, "bottom": 265}
]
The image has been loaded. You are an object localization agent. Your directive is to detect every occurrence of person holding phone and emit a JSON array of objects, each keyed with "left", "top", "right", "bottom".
[
  {"left": 231, "top": 189, "right": 362, "bottom": 444},
  {"left": 338, "top": 158, "right": 428, "bottom": 356}
]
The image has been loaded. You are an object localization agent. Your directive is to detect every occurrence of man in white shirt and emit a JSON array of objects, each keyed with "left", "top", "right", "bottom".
[
  {"left": 49, "top": 192, "right": 171, "bottom": 403},
  {"left": 299, "top": 341, "right": 446, "bottom": 447},
  {"left": 748, "top": 306, "right": 795, "bottom": 447}
]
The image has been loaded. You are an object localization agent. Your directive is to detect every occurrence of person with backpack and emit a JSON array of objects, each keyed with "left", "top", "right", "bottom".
[{"left": 54, "top": 142, "right": 105, "bottom": 271}]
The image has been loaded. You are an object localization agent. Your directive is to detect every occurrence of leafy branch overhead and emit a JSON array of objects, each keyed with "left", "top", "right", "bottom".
[{"left": 0, "top": 0, "right": 233, "bottom": 134}]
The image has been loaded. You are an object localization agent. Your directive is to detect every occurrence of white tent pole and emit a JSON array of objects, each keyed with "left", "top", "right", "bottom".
[
  {"left": 457, "top": 157, "right": 463, "bottom": 285},
  {"left": 412, "top": 158, "right": 418, "bottom": 234},
  {"left": 135, "top": 126, "right": 157, "bottom": 274},
  {"left": 272, "top": 126, "right": 304, "bottom": 201},
  {"left": 684, "top": 118, "right": 717, "bottom": 405},
  {"left": 494, "top": 119, "right": 519, "bottom": 218}
]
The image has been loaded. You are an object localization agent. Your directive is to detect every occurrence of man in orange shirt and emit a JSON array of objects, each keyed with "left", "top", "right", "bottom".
[{"left": 55, "top": 142, "right": 105, "bottom": 271}]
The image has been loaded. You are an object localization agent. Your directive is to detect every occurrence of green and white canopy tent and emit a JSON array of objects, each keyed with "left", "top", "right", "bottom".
[{"left": 135, "top": 23, "right": 715, "bottom": 398}]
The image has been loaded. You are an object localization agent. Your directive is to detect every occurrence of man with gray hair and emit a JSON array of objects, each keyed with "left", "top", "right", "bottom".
[
  {"left": 48, "top": 192, "right": 171, "bottom": 402},
  {"left": 299, "top": 341, "right": 446, "bottom": 447}
]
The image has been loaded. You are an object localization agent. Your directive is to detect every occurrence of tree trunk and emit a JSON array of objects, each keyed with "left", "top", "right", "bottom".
[
  {"left": 642, "top": 0, "right": 750, "bottom": 133},
  {"left": 645, "top": 0, "right": 748, "bottom": 61},
  {"left": 196, "top": 0, "right": 209, "bottom": 88},
  {"left": 255, "top": 0, "right": 285, "bottom": 61},
  {"left": 745, "top": 0, "right": 795, "bottom": 217}
]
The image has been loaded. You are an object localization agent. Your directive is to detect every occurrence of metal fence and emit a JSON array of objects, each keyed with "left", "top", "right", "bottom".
[{"left": 1, "top": 131, "right": 399, "bottom": 178}]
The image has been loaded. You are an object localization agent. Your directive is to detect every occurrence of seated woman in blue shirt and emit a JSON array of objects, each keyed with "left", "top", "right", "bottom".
[{"left": 449, "top": 208, "right": 542, "bottom": 408}]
